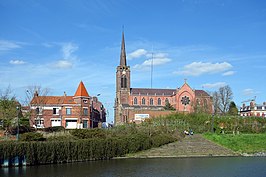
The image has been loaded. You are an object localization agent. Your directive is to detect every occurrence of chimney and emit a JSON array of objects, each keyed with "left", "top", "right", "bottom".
[{"left": 34, "top": 91, "right": 38, "bottom": 97}]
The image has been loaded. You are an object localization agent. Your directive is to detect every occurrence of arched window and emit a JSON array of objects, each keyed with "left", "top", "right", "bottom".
[
  {"left": 121, "top": 75, "right": 127, "bottom": 88},
  {"left": 197, "top": 99, "right": 200, "bottom": 106},
  {"left": 150, "top": 98, "right": 154, "bottom": 105},
  {"left": 142, "top": 97, "right": 146, "bottom": 105},
  {"left": 204, "top": 99, "right": 208, "bottom": 107},
  {"left": 134, "top": 97, "right": 138, "bottom": 105},
  {"left": 158, "top": 98, "right": 161, "bottom": 105}
]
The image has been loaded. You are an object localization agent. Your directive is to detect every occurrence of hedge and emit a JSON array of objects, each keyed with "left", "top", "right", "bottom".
[{"left": 0, "top": 133, "right": 177, "bottom": 166}]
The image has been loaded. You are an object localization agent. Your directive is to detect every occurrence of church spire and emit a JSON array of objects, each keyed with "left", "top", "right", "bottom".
[{"left": 120, "top": 31, "right": 127, "bottom": 66}]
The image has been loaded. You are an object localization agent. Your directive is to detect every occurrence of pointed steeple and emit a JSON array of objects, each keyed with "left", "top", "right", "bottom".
[
  {"left": 74, "top": 81, "right": 89, "bottom": 97},
  {"left": 120, "top": 31, "right": 127, "bottom": 66}
]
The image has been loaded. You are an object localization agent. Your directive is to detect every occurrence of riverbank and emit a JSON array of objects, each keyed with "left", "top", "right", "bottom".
[
  {"left": 203, "top": 133, "right": 266, "bottom": 155},
  {"left": 124, "top": 134, "right": 239, "bottom": 158}
]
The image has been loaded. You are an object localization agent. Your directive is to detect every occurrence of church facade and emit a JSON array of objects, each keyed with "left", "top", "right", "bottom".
[{"left": 114, "top": 33, "right": 213, "bottom": 125}]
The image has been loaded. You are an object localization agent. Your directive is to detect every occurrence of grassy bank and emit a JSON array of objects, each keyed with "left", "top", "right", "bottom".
[{"left": 203, "top": 133, "right": 266, "bottom": 154}]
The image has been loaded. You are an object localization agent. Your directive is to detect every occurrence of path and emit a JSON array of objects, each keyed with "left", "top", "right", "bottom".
[{"left": 126, "top": 134, "right": 238, "bottom": 158}]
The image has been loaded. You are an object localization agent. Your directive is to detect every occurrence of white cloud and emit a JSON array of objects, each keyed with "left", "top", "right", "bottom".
[
  {"left": 9, "top": 60, "right": 26, "bottom": 65},
  {"left": 222, "top": 71, "right": 235, "bottom": 76},
  {"left": 128, "top": 49, "right": 148, "bottom": 59},
  {"left": 61, "top": 43, "right": 78, "bottom": 59},
  {"left": 143, "top": 58, "right": 171, "bottom": 66},
  {"left": 202, "top": 82, "right": 227, "bottom": 89},
  {"left": 242, "top": 88, "right": 257, "bottom": 96},
  {"left": 174, "top": 62, "right": 232, "bottom": 76},
  {"left": 133, "top": 52, "right": 171, "bottom": 70},
  {"left": 53, "top": 60, "right": 73, "bottom": 69},
  {"left": 0, "top": 40, "right": 21, "bottom": 51}
]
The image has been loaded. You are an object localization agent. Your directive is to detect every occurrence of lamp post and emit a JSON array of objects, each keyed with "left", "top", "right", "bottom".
[
  {"left": 211, "top": 113, "right": 214, "bottom": 133},
  {"left": 16, "top": 105, "right": 20, "bottom": 141}
]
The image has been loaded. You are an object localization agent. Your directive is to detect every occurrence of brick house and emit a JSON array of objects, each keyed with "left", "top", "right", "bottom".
[
  {"left": 240, "top": 101, "right": 266, "bottom": 117},
  {"left": 114, "top": 32, "right": 213, "bottom": 125},
  {"left": 30, "top": 81, "right": 106, "bottom": 129}
]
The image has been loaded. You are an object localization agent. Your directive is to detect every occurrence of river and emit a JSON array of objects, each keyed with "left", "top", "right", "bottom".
[{"left": 1, "top": 157, "right": 265, "bottom": 177}]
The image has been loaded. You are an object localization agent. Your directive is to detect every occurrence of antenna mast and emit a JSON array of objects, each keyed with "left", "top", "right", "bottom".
[{"left": 151, "top": 46, "right": 154, "bottom": 89}]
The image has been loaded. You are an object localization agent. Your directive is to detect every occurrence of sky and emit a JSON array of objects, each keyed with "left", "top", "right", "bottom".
[{"left": 1, "top": 0, "right": 266, "bottom": 123}]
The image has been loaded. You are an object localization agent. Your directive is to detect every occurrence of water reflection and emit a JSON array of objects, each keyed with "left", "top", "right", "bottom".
[{"left": 1, "top": 157, "right": 265, "bottom": 177}]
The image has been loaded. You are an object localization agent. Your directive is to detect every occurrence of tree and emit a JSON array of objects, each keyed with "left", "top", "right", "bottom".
[
  {"left": 164, "top": 100, "right": 175, "bottom": 110},
  {"left": 212, "top": 91, "right": 220, "bottom": 115},
  {"left": 0, "top": 86, "right": 20, "bottom": 135},
  {"left": 228, "top": 101, "right": 238, "bottom": 116},
  {"left": 212, "top": 85, "right": 233, "bottom": 115},
  {"left": 219, "top": 85, "right": 233, "bottom": 114},
  {"left": 24, "top": 85, "right": 50, "bottom": 127}
]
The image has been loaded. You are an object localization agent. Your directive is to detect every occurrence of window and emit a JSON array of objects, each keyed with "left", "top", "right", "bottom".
[
  {"left": 121, "top": 75, "right": 127, "bottom": 88},
  {"left": 134, "top": 97, "right": 138, "bottom": 105},
  {"left": 150, "top": 98, "right": 154, "bottom": 105},
  {"left": 165, "top": 98, "right": 169, "bottom": 104},
  {"left": 83, "top": 108, "right": 88, "bottom": 116},
  {"left": 83, "top": 120, "right": 88, "bottom": 128},
  {"left": 35, "top": 119, "right": 44, "bottom": 128},
  {"left": 142, "top": 97, "right": 146, "bottom": 105},
  {"left": 36, "top": 108, "right": 39, "bottom": 114},
  {"left": 66, "top": 108, "right": 72, "bottom": 115},
  {"left": 35, "top": 107, "right": 42, "bottom": 115},
  {"left": 204, "top": 99, "right": 208, "bottom": 107},
  {"left": 53, "top": 108, "right": 59, "bottom": 115},
  {"left": 158, "top": 98, "right": 161, "bottom": 105}
]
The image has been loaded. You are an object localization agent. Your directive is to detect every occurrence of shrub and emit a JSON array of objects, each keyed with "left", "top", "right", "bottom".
[
  {"left": 70, "top": 128, "right": 107, "bottom": 139},
  {"left": 43, "top": 126, "right": 65, "bottom": 133},
  {"left": 20, "top": 132, "right": 46, "bottom": 141}
]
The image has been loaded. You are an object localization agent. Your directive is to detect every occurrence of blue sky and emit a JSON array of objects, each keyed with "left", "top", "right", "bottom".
[{"left": 1, "top": 0, "right": 266, "bottom": 122}]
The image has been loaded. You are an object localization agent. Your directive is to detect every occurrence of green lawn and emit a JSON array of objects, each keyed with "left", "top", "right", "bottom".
[{"left": 203, "top": 133, "right": 266, "bottom": 154}]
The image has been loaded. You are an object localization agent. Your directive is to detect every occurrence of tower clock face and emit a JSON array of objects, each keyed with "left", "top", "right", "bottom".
[{"left": 122, "top": 70, "right": 126, "bottom": 75}]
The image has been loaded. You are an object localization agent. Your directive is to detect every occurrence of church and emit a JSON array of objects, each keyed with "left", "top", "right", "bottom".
[{"left": 114, "top": 33, "right": 213, "bottom": 125}]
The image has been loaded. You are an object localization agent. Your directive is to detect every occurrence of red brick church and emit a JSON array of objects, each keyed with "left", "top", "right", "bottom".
[{"left": 114, "top": 32, "right": 213, "bottom": 125}]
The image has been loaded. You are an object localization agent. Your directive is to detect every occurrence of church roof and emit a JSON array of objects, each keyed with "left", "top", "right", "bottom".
[
  {"left": 74, "top": 81, "right": 89, "bottom": 97},
  {"left": 130, "top": 88, "right": 176, "bottom": 96},
  {"left": 130, "top": 88, "right": 210, "bottom": 97},
  {"left": 195, "top": 90, "right": 210, "bottom": 97}
]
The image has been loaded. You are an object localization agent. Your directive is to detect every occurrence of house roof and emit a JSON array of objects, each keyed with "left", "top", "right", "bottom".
[
  {"left": 31, "top": 96, "right": 76, "bottom": 105},
  {"left": 130, "top": 88, "right": 176, "bottom": 96},
  {"left": 74, "top": 81, "right": 89, "bottom": 97}
]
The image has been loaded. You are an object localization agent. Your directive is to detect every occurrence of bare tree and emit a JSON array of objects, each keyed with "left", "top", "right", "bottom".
[
  {"left": 24, "top": 85, "right": 50, "bottom": 127},
  {"left": 211, "top": 85, "right": 233, "bottom": 115},
  {"left": 212, "top": 91, "right": 220, "bottom": 115},
  {"left": 218, "top": 85, "right": 233, "bottom": 115}
]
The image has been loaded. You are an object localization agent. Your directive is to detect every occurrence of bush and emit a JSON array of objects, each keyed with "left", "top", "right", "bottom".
[
  {"left": 70, "top": 128, "right": 107, "bottom": 139},
  {"left": 20, "top": 132, "right": 46, "bottom": 141},
  {"left": 43, "top": 126, "right": 65, "bottom": 133}
]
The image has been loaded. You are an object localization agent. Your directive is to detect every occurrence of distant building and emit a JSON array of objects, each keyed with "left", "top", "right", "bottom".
[
  {"left": 30, "top": 81, "right": 106, "bottom": 129},
  {"left": 239, "top": 101, "right": 266, "bottom": 117},
  {"left": 114, "top": 32, "right": 213, "bottom": 125}
]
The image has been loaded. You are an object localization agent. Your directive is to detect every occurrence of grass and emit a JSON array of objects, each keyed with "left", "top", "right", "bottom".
[{"left": 203, "top": 133, "right": 266, "bottom": 154}]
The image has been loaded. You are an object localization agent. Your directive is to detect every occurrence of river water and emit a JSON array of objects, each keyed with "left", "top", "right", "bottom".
[{"left": 1, "top": 157, "right": 265, "bottom": 177}]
